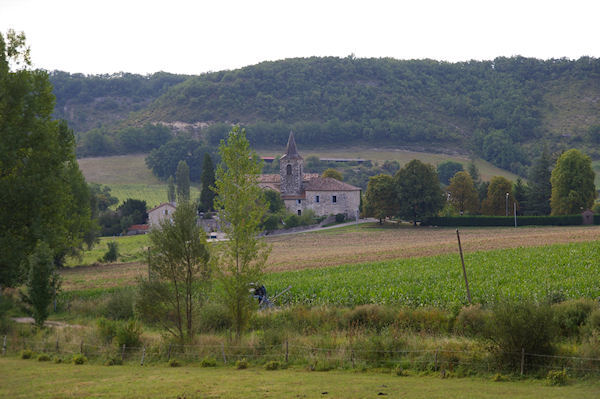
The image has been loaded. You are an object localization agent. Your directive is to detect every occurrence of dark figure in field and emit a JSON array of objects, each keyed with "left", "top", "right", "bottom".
[{"left": 255, "top": 285, "right": 267, "bottom": 305}]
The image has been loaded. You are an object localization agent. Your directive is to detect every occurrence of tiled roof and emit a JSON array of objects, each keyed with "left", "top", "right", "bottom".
[
  {"left": 258, "top": 174, "right": 280, "bottom": 183},
  {"left": 128, "top": 224, "right": 149, "bottom": 231},
  {"left": 304, "top": 177, "right": 361, "bottom": 192},
  {"left": 148, "top": 202, "right": 176, "bottom": 213}
]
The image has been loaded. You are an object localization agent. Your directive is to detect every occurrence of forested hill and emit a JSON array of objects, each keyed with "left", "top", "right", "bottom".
[
  {"left": 51, "top": 57, "right": 600, "bottom": 175},
  {"left": 49, "top": 71, "right": 189, "bottom": 132}
]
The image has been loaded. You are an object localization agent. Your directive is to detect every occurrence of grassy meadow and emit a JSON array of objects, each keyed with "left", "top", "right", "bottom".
[
  {"left": 3, "top": 358, "right": 599, "bottom": 399},
  {"left": 77, "top": 154, "right": 199, "bottom": 208}
]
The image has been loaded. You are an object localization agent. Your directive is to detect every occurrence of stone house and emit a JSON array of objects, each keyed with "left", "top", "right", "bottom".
[
  {"left": 148, "top": 202, "right": 176, "bottom": 228},
  {"left": 258, "top": 132, "right": 361, "bottom": 218}
]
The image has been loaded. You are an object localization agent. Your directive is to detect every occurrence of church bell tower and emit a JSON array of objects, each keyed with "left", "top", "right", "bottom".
[{"left": 279, "top": 131, "right": 303, "bottom": 196}]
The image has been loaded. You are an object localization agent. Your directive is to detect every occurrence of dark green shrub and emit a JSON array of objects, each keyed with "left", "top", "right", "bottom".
[
  {"left": 72, "top": 354, "right": 87, "bottom": 365},
  {"left": 546, "top": 369, "right": 568, "bottom": 386},
  {"left": 487, "top": 300, "right": 556, "bottom": 368},
  {"left": 20, "top": 349, "right": 33, "bottom": 359},
  {"left": 345, "top": 304, "right": 395, "bottom": 331},
  {"left": 115, "top": 320, "right": 143, "bottom": 348},
  {"left": 37, "top": 353, "right": 51, "bottom": 361},
  {"left": 262, "top": 214, "right": 280, "bottom": 231},
  {"left": 197, "top": 302, "right": 233, "bottom": 332},
  {"left": 236, "top": 359, "right": 248, "bottom": 369},
  {"left": 168, "top": 358, "right": 181, "bottom": 367},
  {"left": 96, "top": 317, "right": 117, "bottom": 343},
  {"left": 587, "top": 309, "right": 600, "bottom": 331},
  {"left": 102, "top": 241, "right": 119, "bottom": 263},
  {"left": 335, "top": 213, "right": 345, "bottom": 223},
  {"left": 454, "top": 305, "right": 491, "bottom": 337},
  {"left": 265, "top": 360, "right": 280, "bottom": 370},
  {"left": 553, "top": 299, "right": 597, "bottom": 337},
  {"left": 422, "top": 215, "right": 584, "bottom": 227},
  {"left": 104, "top": 290, "right": 135, "bottom": 320},
  {"left": 396, "top": 308, "right": 452, "bottom": 334},
  {"left": 283, "top": 214, "right": 299, "bottom": 228},
  {"left": 201, "top": 357, "right": 217, "bottom": 367}
]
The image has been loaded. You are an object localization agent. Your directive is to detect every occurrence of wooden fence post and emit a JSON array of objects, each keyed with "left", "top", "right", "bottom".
[
  {"left": 121, "top": 344, "right": 126, "bottom": 361},
  {"left": 167, "top": 344, "right": 172, "bottom": 362},
  {"left": 55, "top": 338, "right": 59, "bottom": 354},
  {"left": 434, "top": 349, "right": 438, "bottom": 370},
  {"left": 351, "top": 349, "right": 355, "bottom": 368},
  {"left": 141, "top": 346, "right": 146, "bottom": 366},
  {"left": 456, "top": 229, "right": 472, "bottom": 304},
  {"left": 2, "top": 335, "right": 6, "bottom": 356},
  {"left": 221, "top": 343, "right": 227, "bottom": 364},
  {"left": 285, "top": 340, "right": 289, "bottom": 363},
  {"left": 80, "top": 341, "right": 84, "bottom": 354}
]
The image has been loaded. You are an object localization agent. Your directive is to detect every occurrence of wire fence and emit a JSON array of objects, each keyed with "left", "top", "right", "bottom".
[{"left": 3, "top": 335, "right": 600, "bottom": 375}]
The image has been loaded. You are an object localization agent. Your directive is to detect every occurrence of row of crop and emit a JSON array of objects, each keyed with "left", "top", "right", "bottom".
[{"left": 420, "top": 215, "right": 599, "bottom": 227}]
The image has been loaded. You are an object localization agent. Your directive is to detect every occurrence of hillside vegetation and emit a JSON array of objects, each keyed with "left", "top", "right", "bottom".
[{"left": 52, "top": 57, "right": 600, "bottom": 176}]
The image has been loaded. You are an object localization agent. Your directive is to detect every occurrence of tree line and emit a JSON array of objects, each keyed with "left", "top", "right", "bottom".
[{"left": 363, "top": 149, "right": 597, "bottom": 224}]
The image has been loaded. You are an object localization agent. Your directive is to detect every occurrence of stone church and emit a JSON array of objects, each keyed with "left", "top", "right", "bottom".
[{"left": 258, "top": 132, "right": 361, "bottom": 219}]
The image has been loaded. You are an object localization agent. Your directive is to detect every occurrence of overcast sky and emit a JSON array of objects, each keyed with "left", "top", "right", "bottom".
[{"left": 1, "top": 0, "right": 599, "bottom": 75}]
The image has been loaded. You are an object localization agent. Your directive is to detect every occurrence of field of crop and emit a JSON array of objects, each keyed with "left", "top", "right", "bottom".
[
  {"left": 264, "top": 241, "right": 600, "bottom": 307},
  {"left": 3, "top": 358, "right": 599, "bottom": 399},
  {"left": 61, "top": 225, "right": 600, "bottom": 307}
]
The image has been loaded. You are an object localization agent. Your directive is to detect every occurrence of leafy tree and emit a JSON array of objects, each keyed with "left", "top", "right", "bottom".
[
  {"left": 167, "top": 176, "right": 176, "bottom": 203},
  {"left": 89, "top": 184, "right": 118, "bottom": 212},
  {"left": 394, "top": 160, "right": 444, "bottom": 226},
  {"left": 145, "top": 136, "right": 213, "bottom": 182},
  {"left": 467, "top": 161, "right": 481, "bottom": 187},
  {"left": 176, "top": 160, "right": 190, "bottom": 202},
  {"left": 481, "top": 176, "right": 514, "bottom": 216},
  {"left": 550, "top": 149, "right": 596, "bottom": 215},
  {"left": 512, "top": 178, "right": 528, "bottom": 215},
  {"left": 25, "top": 242, "right": 60, "bottom": 328},
  {"left": 363, "top": 174, "right": 397, "bottom": 224},
  {"left": 199, "top": 153, "right": 216, "bottom": 212},
  {"left": 214, "top": 126, "right": 269, "bottom": 340},
  {"left": 447, "top": 171, "right": 479, "bottom": 215},
  {"left": 264, "top": 189, "right": 285, "bottom": 214},
  {"left": 0, "top": 31, "right": 92, "bottom": 287},
  {"left": 137, "top": 201, "right": 211, "bottom": 343},
  {"left": 526, "top": 150, "right": 552, "bottom": 215},
  {"left": 322, "top": 168, "right": 343, "bottom": 181},
  {"left": 437, "top": 161, "right": 464, "bottom": 185},
  {"left": 117, "top": 198, "right": 147, "bottom": 231}
]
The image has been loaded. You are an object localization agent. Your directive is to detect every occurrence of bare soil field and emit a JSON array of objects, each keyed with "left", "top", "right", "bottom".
[{"left": 60, "top": 224, "right": 600, "bottom": 292}]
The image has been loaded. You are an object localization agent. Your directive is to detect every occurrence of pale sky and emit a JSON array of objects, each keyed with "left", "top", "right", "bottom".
[{"left": 1, "top": 0, "right": 599, "bottom": 75}]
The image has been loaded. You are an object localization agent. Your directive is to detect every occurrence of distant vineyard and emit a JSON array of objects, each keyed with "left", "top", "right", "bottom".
[{"left": 265, "top": 241, "right": 600, "bottom": 307}]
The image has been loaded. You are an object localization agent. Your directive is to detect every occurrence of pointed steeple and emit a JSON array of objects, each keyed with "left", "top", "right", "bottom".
[{"left": 282, "top": 131, "right": 302, "bottom": 160}]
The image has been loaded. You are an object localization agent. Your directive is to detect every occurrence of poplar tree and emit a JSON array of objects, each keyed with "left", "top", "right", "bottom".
[
  {"left": 175, "top": 160, "right": 190, "bottom": 202},
  {"left": 199, "top": 153, "right": 215, "bottom": 212},
  {"left": 214, "top": 126, "right": 269, "bottom": 340}
]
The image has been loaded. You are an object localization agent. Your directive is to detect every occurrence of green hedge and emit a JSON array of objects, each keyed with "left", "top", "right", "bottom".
[{"left": 421, "top": 215, "right": 586, "bottom": 227}]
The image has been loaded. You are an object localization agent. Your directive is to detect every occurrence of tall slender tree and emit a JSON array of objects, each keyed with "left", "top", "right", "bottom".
[
  {"left": 199, "top": 153, "right": 216, "bottom": 212},
  {"left": 167, "top": 176, "right": 176, "bottom": 203},
  {"left": 214, "top": 126, "right": 269, "bottom": 340},
  {"left": 175, "top": 160, "right": 190, "bottom": 202},
  {"left": 447, "top": 171, "right": 479, "bottom": 215}
]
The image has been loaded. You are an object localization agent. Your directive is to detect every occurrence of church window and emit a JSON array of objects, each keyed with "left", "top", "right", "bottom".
[
  {"left": 297, "top": 199, "right": 302, "bottom": 204},
  {"left": 315, "top": 195, "right": 320, "bottom": 203},
  {"left": 286, "top": 164, "right": 292, "bottom": 175},
  {"left": 298, "top": 210, "right": 302, "bottom": 216},
  {"left": 332, "top": 195, "right": 337, "bottom": 203}
]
